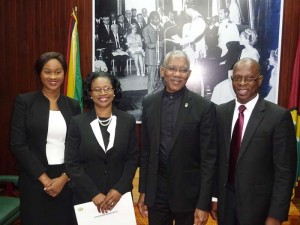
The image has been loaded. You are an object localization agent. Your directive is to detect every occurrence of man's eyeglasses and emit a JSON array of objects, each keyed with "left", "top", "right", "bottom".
[
  {"left": 90, "top": 87, "right": 114, "bottom": 94},
  {"left": 164, "top": 66, "right": 190, "bottom": 75},
  {"left": 231, "top": 75, "right": 261, "bottom": 84}
]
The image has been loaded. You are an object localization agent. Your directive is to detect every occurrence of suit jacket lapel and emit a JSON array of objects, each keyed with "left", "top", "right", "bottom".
[
  {"left": 86, "top": 109, "right": 107, "bottom": 153},
  {"left": 170, "top": 89, "right": 192, "bottom": 149},
  {"left": 152, "top": 91, "right": 163, "bottom": 149},
  {"left": 224, "top": 101, "right": 236, "bottom": 160},
  {"left": 90, "top": 118, "right": 105, "bottom": 151},
  {"left": 237, "top": 97, "right": 265, "bottom": 162}
]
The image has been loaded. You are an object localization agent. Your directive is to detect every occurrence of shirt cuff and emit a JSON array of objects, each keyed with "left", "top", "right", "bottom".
[{"left": 212, "top": 197, "right": 218, "bottom": 202}]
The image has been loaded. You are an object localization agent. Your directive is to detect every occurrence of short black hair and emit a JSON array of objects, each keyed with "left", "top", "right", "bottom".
[{"left": 83, "top": 71, "right": 122, "bottom": 109}]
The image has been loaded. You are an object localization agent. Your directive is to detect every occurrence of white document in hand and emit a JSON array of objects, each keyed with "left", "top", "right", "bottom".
[{"left": 74, "top": 192, "right": 137, "bottom": 225}]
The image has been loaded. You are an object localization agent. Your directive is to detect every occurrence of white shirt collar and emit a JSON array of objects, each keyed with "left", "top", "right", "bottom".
[{"left": 234, "top": 94, "right": 259, "bottom": 114}]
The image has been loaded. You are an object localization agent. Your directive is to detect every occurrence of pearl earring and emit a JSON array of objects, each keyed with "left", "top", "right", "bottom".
[{"left": 91, "top": 96, "right": 93, "bottom": 99}]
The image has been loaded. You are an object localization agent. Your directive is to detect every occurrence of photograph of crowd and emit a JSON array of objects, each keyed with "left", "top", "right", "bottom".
[{"left": 92, "top": 0, "right": 283, "bottom": 121}]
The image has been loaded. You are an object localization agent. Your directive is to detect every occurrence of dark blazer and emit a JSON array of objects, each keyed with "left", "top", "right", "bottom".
[
  {"left": 117, "top": 22, "right": 131, "bottom": 37},
  {"left": 65, "top": 107, "right": 138, "bottom": 204},
  {"left": 139, "top": 88, "right": 217, "bottom": 212},
  {"left": 10, "top": 91, "right": 81, "bottom": 179},
  {"left": 125, "top": 17, "right": 137, "bottom": 25},
  {"left": 97, "top": 22, "right": 111, "bottom": 49},
  {"left": 215, "top": 97, "right": 297, "bottom": 224}
]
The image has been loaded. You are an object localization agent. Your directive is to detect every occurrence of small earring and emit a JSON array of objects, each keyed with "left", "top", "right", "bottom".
[
  {"left": 90, "top": 96, "right": 93, "bottom": 99},
  {"left": 114, "top": 95, "right": 115, "bottom": 97}
]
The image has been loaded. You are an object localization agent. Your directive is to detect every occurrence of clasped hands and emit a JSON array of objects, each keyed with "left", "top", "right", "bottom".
[
  {"left": 92, "top": 189, "right": 121, "bottom": 213},
  {"left": 39, "top": 173, "right": 69, "bottom": 197}
]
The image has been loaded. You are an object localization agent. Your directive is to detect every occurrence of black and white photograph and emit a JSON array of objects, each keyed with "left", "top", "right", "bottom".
[{"left": 92, "top": 0, "right": 283, "bottom": 121}]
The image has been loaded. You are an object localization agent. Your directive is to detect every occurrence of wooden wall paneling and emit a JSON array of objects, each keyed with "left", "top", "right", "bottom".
[
  {"left": 279, "top": 0, "right": 300, "bottom": 107},
  {"left": 0, "top": 0, "right": 18, "bottom": 175},
  {"left": 76, "top": 0, "right": 93, "bottom": 78},
  {"left": 0, "top": 0, "right": 93, "bottom": 175}
]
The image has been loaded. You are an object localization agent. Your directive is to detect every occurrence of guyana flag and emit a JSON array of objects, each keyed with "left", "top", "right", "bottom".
[
  {"left": 64, "top": 10, "right": 83, "bottom": 110},
  {"left": 289, "top": 36, "right": 300, "bottom": 185}
]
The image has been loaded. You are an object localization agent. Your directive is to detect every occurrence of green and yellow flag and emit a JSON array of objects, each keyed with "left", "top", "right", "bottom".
[
  {"left": 289, "top": 36, "right": 300, "bottom": 185},
  {"left": 64, "top": 11, "right": 83, "bottom": 110}
]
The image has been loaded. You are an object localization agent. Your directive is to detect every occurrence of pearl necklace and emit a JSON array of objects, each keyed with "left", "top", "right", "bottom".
[{"left": 98, "top": 115, "right": 112, "bottom": 127}]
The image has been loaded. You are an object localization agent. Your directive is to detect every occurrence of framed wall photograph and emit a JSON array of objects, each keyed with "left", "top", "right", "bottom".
[{"left": 92, "top": 0, "right": 284, "bottom": 121}]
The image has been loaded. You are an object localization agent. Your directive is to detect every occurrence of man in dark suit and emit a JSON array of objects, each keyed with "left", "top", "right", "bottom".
[
  {"left": 125, "top": 9, "right": 137, "bottom": 25},
  {"left": 142, "top": 8, "right": 150, "bottom": 27},
  {"left": 163, "top": 11, "right": 180, "bottom": 54},
  {"left": 138, "top": 50, "right": 218, "bottom": 225},
  {"left": 107, "top": 24, "right": 128, "bottom": 77},
  {"left": 136, "top": 13, "right": 146, "bottom": 50},
  {"left": 210, "top": 58, "right": 297, "bottom": 225},
  {"left": 117, "top": 14, "right": 131, "bottom": 38},
  {"left": 136, "top": 13, "right": 145, "bottom": 36},
  {"left": 109, "top": 11, "right": 117, "bottom": 25},
  {"left": 97, "top": 16, "right": 112, "bottom": 73}
]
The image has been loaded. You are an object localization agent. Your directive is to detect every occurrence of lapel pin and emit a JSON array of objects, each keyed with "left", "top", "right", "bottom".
[{"left": 185, "top": 103, "right": 188, "bottom": 108}]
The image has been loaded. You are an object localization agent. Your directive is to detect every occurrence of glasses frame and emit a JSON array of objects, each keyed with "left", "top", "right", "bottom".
[
  {"left": 163, "top": 66, "right": 191, "bottom": 75},
  {"left": 231, "top": 75, "right": 262, "bottom": 84},
  {"left": 90, "top": 87, "right": 114, "bottom": 94}
]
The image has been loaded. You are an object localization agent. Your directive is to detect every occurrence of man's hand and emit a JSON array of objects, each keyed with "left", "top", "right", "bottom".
[
  {"left": 194, "top": 209, "right": 209, "bottom": 225},
  {"left": 137, "top": 193, "right": 148, "bottom": 217},
  {"left": 265, "top": 217, "right": 281, "bottom": 225},
  {"left": 210, "top": 201, "right": 218, "bottom": 220}
]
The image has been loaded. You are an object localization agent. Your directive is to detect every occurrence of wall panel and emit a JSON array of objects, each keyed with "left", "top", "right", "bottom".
[
  {"left": 279, "top": 0, "right": 300, "bottom": 107},
  {"left": 0, "top": 0, "right": 92, "bottom": 174}
]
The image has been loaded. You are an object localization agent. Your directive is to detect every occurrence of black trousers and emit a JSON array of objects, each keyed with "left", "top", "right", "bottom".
[
  {"left": 219, "top": 184, "right": 240, "bottom": 225},
  {"left": 148, "top": 173, "right": 194, "bottom": 225}
]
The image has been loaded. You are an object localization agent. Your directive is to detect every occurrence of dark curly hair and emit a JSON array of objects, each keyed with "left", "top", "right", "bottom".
[
  {"left": 35, "top": 52, "right": 67, "bottom": 76},
  {"left": 83, "top": 71, "right": 122, "bottom": 109}
]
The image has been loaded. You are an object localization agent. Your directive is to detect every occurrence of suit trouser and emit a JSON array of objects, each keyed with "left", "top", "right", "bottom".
[
  {"left": 148, "top": 173, "right": 194, "bottom": 225},
  {"left": 147, "top": 65, "right": 158, "bottom": 94},
  {"left": 219, "top": 184, "right": 240, "bottom": 225}
]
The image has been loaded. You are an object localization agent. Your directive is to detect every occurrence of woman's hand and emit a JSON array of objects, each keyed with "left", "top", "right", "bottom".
[
  {"left": 92, "top": 193, "right": 106, "bottom": 212},
  {"left": 42, "top": 173, "right": 69, "bottom": 197},
  {"left": 100, "top": 189, "right": 122, "bottom": 213}
]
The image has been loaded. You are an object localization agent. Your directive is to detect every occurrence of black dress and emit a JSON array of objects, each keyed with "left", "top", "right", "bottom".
[
  {"left": 19, "top": 165, "right": 75, "bottom": 225},
  {"left": 10, "top": 92, "right": 81, "bottom": 225}
]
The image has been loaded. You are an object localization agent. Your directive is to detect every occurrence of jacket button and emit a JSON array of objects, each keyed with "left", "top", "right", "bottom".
[{"left": 104, "top": 171, "right": 107, "bottom": 174}]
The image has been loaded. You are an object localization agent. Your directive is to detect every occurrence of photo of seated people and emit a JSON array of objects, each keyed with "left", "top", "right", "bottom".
[{"left": 93, "top": 0, "right": 283, "bottom": 121}]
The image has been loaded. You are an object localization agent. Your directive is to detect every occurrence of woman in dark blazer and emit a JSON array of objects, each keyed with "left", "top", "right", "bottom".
[
  {"left": 10, "top": 52, "right": 81, "bottom": 225},
  {"left": 65, "top": 71, "right": 138, "bottom": 213}
]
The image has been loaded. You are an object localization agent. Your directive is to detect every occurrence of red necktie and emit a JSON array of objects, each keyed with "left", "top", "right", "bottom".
[{"left": 228, "top": 105, "right": 246, "bottom": 185}]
